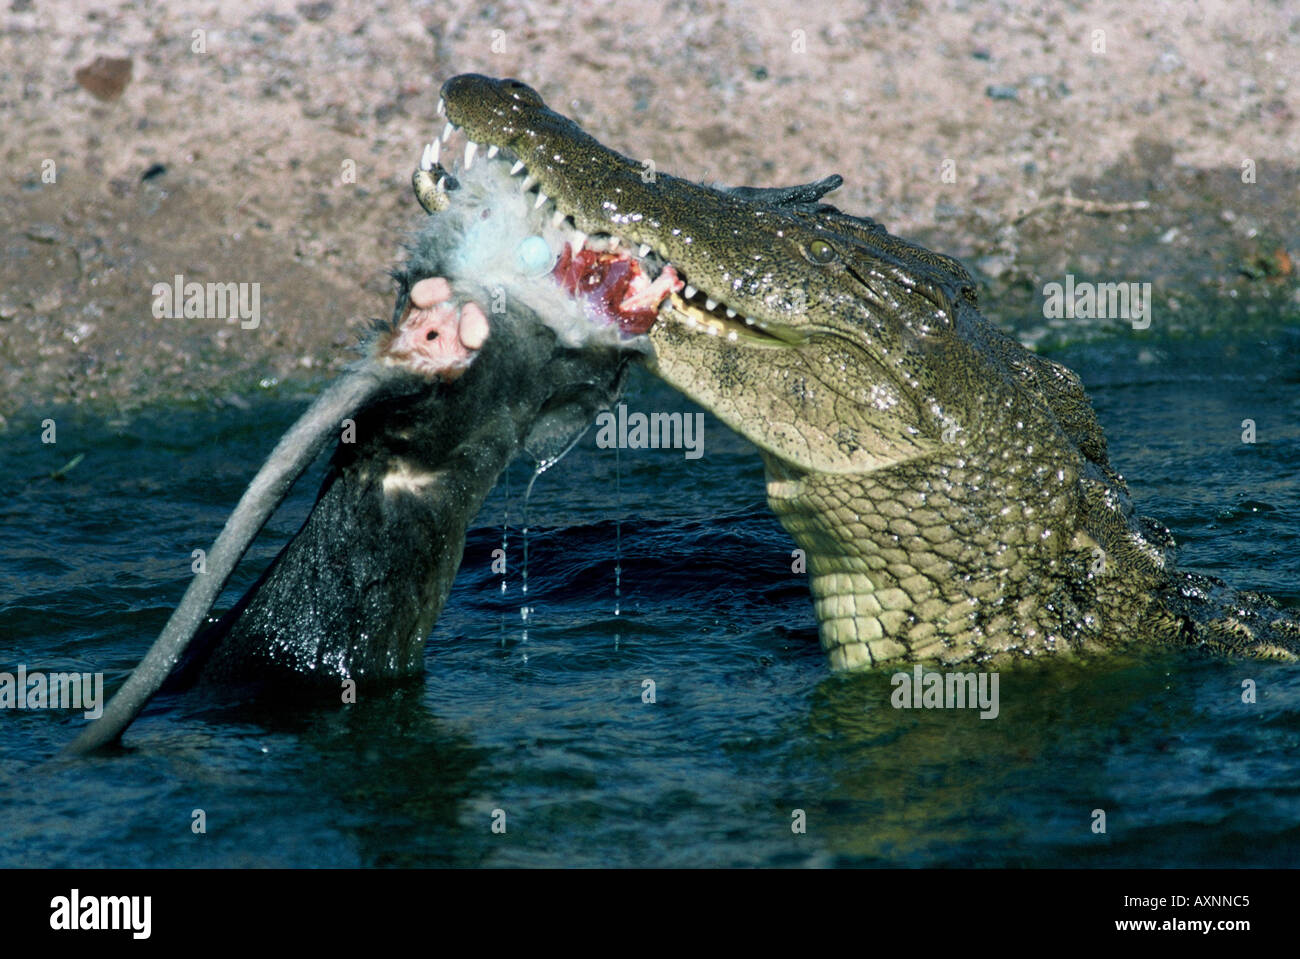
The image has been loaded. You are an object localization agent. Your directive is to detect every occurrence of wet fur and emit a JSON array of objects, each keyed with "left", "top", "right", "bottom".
[
  {"left": 171, "top": 225, "right": 631, "bottom": 691},
  {"left": 69, "top": 174, "right": 632, "bottom": 751}
]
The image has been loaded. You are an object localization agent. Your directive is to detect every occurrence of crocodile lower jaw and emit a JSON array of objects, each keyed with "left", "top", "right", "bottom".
[
  {"left": 655, "top": 293, "right": 799, "bottom": 347},
  {"left": 420, "top": 115, "right": 799, "bottom": 348}
]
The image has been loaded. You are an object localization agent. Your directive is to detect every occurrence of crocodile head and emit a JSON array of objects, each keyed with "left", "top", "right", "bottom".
[
  {"left": 436, "top": 77, "right": 977, "bottom": 474},
  {"left": 438, "top": 74, "right": 1298, "bottom": 668}
]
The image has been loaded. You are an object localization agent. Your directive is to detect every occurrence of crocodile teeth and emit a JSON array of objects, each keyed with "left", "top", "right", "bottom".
[
  {"left": 510, "top": 160, "right": 525, "bottom": 175},
  {"left": 419, "top": 141, "right": 437, "bottom": 171},
  {"left": 534, "top": 191, "right": 548, "bottom": 210},
  {"left": 705, "top": 298, "right": 717, "bottom": 311},
  {"left": 551, "top": 209, "right": 566, "bottom": 228},
  {"left": 725, "top": 308, "right": 737, "bottom": 318},
  {"left": 436, "top": 97, "right": 445, "bottom": 116},
  {"left": 520, "top": 174, "right": 539, "bottom": 193},
  {"left": 441, "top": 122, "right": 455, "bottom": 143},
  {"left": 487, "top": 144, "right": 499, "bottom": 159},
  {"left": 684, "top": 284, "right": 697, "bottom": 299},
  {"left": 638, "top": 244, "right": 651, "bottom": 257},
  {"left": 572, "top": 231, "right": 588, "bottom": 250},
  {"left": 463, "top": 141, "right": 477, "bottom": 170},
  {"left": 436, "top": 175, "right": 447, "bottom": 192}
]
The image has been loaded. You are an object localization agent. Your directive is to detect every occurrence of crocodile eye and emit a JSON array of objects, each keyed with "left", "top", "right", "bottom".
[{"left": 807, "top": 239, "right": 836, "bottom": 264}]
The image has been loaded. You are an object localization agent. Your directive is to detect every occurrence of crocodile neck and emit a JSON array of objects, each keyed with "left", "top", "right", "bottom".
[{"left": 764, "top": 449, "right": 1134, "bottom": 667}]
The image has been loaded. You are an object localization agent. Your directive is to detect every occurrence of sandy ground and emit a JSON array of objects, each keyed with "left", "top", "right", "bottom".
[{"left": 1, "top": 0, "right": 1296, "bottom": 422}]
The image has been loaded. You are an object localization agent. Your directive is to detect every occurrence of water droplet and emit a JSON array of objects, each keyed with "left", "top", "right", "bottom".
[{"left": 614, "top": 442, "right": 622, "bottom": 623}]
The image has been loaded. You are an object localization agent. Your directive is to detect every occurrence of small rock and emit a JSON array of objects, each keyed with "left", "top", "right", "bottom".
[
  {"left": 34, "top": 291, "right": 63, "bottom": 313},
  {"left": 25, "top": 223, "right": 60, "bottom": 244},
  {"left": 985, "top": 84, "right": 1019, "bottom": 101},
  {"left": 296, "top": 1, "right": 333, "bottom": 22},
  {"left": 75, "top": 55, "right": 133, "bottom": 102},
  {"left": 65, "top": 322, "right": 97, "bottom": 344}
]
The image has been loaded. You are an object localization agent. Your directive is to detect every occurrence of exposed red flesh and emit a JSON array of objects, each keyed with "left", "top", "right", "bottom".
[{"left": 552, "top": 243, "right": 682, "bottom": 335}]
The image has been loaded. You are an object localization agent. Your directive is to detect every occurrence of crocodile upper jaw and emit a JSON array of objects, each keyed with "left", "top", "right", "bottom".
[{"left": 430, "top": 77, "right": 825, "bottom": 349}]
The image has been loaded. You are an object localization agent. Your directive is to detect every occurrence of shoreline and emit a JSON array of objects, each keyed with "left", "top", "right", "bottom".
[{"left": 2, "top": 0, "right": 1295, "bottom": 416}]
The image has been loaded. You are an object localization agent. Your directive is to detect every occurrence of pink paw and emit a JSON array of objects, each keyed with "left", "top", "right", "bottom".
[{"left": 382, "top": 276, "right": 490, "bottom": 380}]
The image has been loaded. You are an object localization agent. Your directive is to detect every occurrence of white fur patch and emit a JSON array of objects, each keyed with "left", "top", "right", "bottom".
[
  {"left": 381, "top": 461, "right": 438, "bottom": 496},
  {"left": 415, "top": 159, "right": 650, "bottom": 353}
]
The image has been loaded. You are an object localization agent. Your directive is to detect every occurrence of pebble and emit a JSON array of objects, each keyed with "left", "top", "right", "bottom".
[{"left": 74, "top": 56, "right": 133, "bottom": 101}]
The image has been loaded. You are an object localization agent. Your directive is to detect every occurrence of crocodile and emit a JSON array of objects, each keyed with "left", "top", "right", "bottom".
[{"left": 435, "top": 73, "right": 1300, "bottom": 669}]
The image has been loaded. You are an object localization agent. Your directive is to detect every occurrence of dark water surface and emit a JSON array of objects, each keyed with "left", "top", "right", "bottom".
[{"left": 3, "top": 322, "right": 1299, "bottom": 867}]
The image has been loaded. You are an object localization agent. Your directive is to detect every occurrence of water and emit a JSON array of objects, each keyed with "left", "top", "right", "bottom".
[
  {"left": 2, "top": 324, "right": 1299, "bottom": 867},
  {"left": 614, "top": 442, "right": 622, "bottom": 633}
]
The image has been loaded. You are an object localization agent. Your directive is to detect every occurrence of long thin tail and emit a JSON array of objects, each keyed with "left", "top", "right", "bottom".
[{"left": 65, "top": 369, "right": 386, "bottom": 754}]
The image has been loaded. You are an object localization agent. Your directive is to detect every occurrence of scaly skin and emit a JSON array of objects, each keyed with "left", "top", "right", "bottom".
[{"left": 439, "top": 74, "right": 1300, "bottom": 669}]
